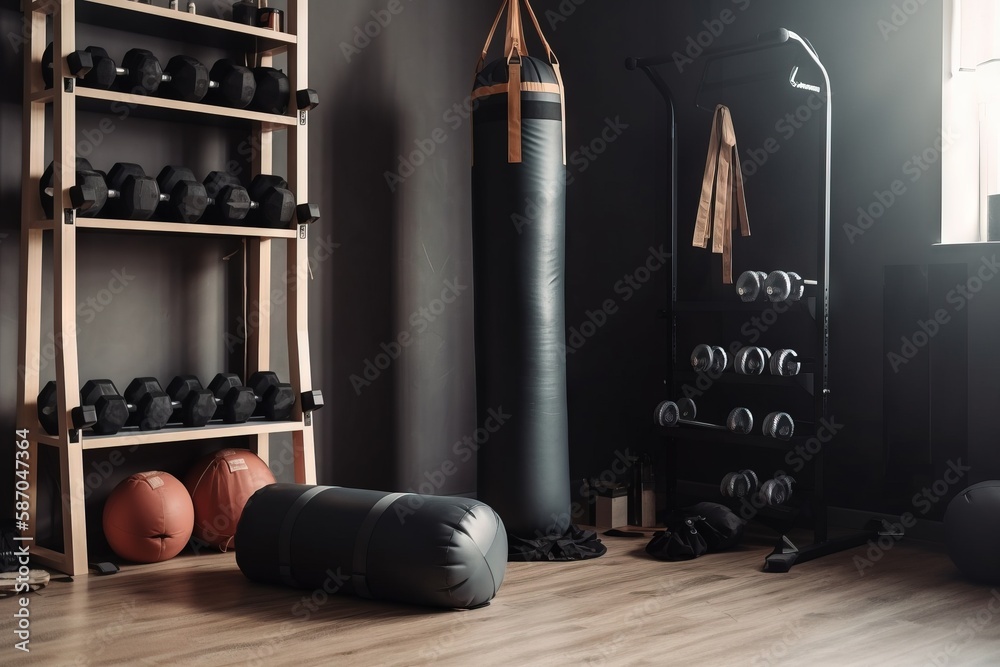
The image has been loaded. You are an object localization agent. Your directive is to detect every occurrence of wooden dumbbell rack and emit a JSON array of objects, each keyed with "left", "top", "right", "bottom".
[
  {"left": 15, "top": 0, "right": 318, "bottom": 576},
  {"left": 628, "top": 29, "right": 884, "bottom": 572}
]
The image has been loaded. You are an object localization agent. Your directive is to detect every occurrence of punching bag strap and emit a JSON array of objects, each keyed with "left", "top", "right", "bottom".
[
  {"left": 352, "top": 493, "right": 409, "bottom": 599},
  {"left": 693, "top": 105, "right": 751, "bottom": 284},
  {"left": 508, "top": 48, "right": 523, "bottom": 163},
  {"left": 504, "top": 0, "right": 528, "bottom": 60},
  {"left": 521, "top": 0, "right": 567, "bottom": 164},
  {"left": 477, "top": 0, "right": 509, "bottom": 76}
]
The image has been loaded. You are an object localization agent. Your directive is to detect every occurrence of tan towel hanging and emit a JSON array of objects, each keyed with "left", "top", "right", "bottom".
[{"left": 693, "top": 105, "right": 750, "bottom": 284}]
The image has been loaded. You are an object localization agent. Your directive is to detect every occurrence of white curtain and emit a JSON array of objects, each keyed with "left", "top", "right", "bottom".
[{"left": 957, "top": 0, "right": 1000, "bottom": 71}]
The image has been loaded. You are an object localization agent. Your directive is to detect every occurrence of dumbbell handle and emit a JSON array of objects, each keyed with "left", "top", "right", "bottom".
[{"left": 674, "top": 418, "right": 728, "bottom": 431}]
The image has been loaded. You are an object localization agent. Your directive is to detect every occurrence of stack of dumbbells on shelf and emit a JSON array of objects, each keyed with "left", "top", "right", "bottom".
[
  {"left": 719, "top": 469, "right": 797, "bottom": 508},
  {"left": 736, "top": 269, "right": 818, "bottom": 303},
  {"left": 692, "top": 343, "right": 802, "bottom": 377},
  {"left": 42, "top": 43, "right": 317, "bottom": 116},
  {"left": 37, "top": 372, "right": 323, "bottom": 437},
  {"left": 39, "top": 160, "right": 319, "bottom": 228}
]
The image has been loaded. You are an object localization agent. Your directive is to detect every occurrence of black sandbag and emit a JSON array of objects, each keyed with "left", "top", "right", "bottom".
[{"left": 235, "top": 484, "right": 507, "bottom": 609}]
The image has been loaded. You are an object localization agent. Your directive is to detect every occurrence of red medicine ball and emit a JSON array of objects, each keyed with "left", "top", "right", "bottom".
[
  {"left": 103, "top": 471, "right": 194, "bottom": 563},
  {"left": 185, "top": 449, "right": 275, "bottom": 551}
]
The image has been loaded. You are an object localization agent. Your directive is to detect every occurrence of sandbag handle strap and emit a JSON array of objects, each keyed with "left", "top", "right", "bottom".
[
  {"left": 352, "top": 492, "right": 410, "bottom": 599},
  {"left": 278, "top": 486, "right": 328, "bottom": 588}
]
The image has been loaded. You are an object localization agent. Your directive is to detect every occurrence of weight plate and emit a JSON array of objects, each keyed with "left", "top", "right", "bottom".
[
  {"left": 726, "top": 407, "right": 754, "bottom": 435},
  {"left": 691, "top": 344, "right": 714, "bottom": 372},
  {"left": 655, "top": 400, "right": 678, "bottom": 427},
  {"left": 677, "top": 398, "right": 697, "bottom": 421},
  {"left": 710, "top": 346, "right": 728, "bottom": 374}
]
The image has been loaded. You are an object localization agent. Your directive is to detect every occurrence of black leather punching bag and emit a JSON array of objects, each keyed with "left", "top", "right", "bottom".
[{"left": 472, "top": 0, "right": 604, "bottom": 561}]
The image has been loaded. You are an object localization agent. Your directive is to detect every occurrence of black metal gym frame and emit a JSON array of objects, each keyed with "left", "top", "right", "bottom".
[{"left": 627, "top": 28, "right": 890, "bottom": 572}]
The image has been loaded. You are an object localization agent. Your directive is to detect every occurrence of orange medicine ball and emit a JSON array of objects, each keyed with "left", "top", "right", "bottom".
[
  {"left": 102, "top": 471, "right": 194, "bottom": 563},
  {"left": 185, "top": 449, "right": 275, "bottom": 551}
]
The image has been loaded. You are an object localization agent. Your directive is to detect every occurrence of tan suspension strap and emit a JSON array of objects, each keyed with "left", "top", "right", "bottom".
[
  {"left": 477, "top": 0, "right": 566, "bottom": 164},
  {"left": 477, "top": 0, "right": 509, "bottom": 76},
  {"left": 693, "top": 105, "right": 750, "bottom": 284}
]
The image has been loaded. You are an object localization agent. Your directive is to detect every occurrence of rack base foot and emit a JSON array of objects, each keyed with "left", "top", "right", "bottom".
[{"left": 762, "top": 520, "right": 901, "bottom": 573}]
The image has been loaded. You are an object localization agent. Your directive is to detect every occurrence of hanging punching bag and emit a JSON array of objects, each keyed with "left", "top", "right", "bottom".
[{"left": 472, "top": 0, "right": 604, "bottom": 561}]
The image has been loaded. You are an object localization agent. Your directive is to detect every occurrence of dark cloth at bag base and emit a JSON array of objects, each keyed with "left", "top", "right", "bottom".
[
  {"left": 508, "top": 525, "right": 607, "bottom": 562},
  {"left": 645, "top": 502, "right": 745, "bottom": 561}
]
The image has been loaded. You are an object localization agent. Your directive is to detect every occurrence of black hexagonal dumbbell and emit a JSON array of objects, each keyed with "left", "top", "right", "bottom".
[
  {"left": 122, "top": 378, "right": 175, "bottom": 431},
  {"left": 155, "top": 166, "right": 210, "bottom": 223},
  {"left": 201, "top": 172, "right": 295, "bottom": 228},
  {"left": 37, "top": 379, "right": 160, "bottom": 437},
  {"left": 165, "top": 376, "right": 219, "bottom": 428},
  {"left": 40, "top": 158, "right": 101, "bottom": 219},
  {"left": 36, "top": 381, "right": 98, "bottom": 436},
  {"left": 207, "top": 373, "right": 257, "bottom": 424},
  {"left": 41, "top": 42, "right": 94, "bottom": 89},
  {"left": 247, "top": 371, "right": 296, "bottom": 421},
  {"left": 160, "top": 56, "right": 256, "bottom": 107},
  {"left": 77, "top": 46, "right": 167, "bottom": 95},
  {"left": 101, "top": 163, "right": 163, "bottom": 220}
]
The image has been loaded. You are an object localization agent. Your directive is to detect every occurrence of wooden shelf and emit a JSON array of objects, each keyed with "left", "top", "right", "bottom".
[
  {"left": 75, "top": 0, "right": 296, "bottom": 52},
  {"left": 76, "top": 87, "right": 298, "bottom": 128},
  {"left": 19, "top": 0, "right": 316, "bottom": 577},
  {"left": 37, "top": 420, "right": 305, "bottom": 451},
  {"left": 31, "top": 217, "right": 298, "bottom": 238}
]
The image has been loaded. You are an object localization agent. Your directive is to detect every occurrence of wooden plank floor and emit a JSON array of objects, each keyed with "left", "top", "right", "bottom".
[{"left": 3, "top": 529, "right": 1000, "bottom": 666}]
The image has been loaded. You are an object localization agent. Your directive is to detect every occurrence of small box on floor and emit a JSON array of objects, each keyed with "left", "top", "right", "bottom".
[{"left": 594, "top": 482, "right": 629, "bottom": 529}]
